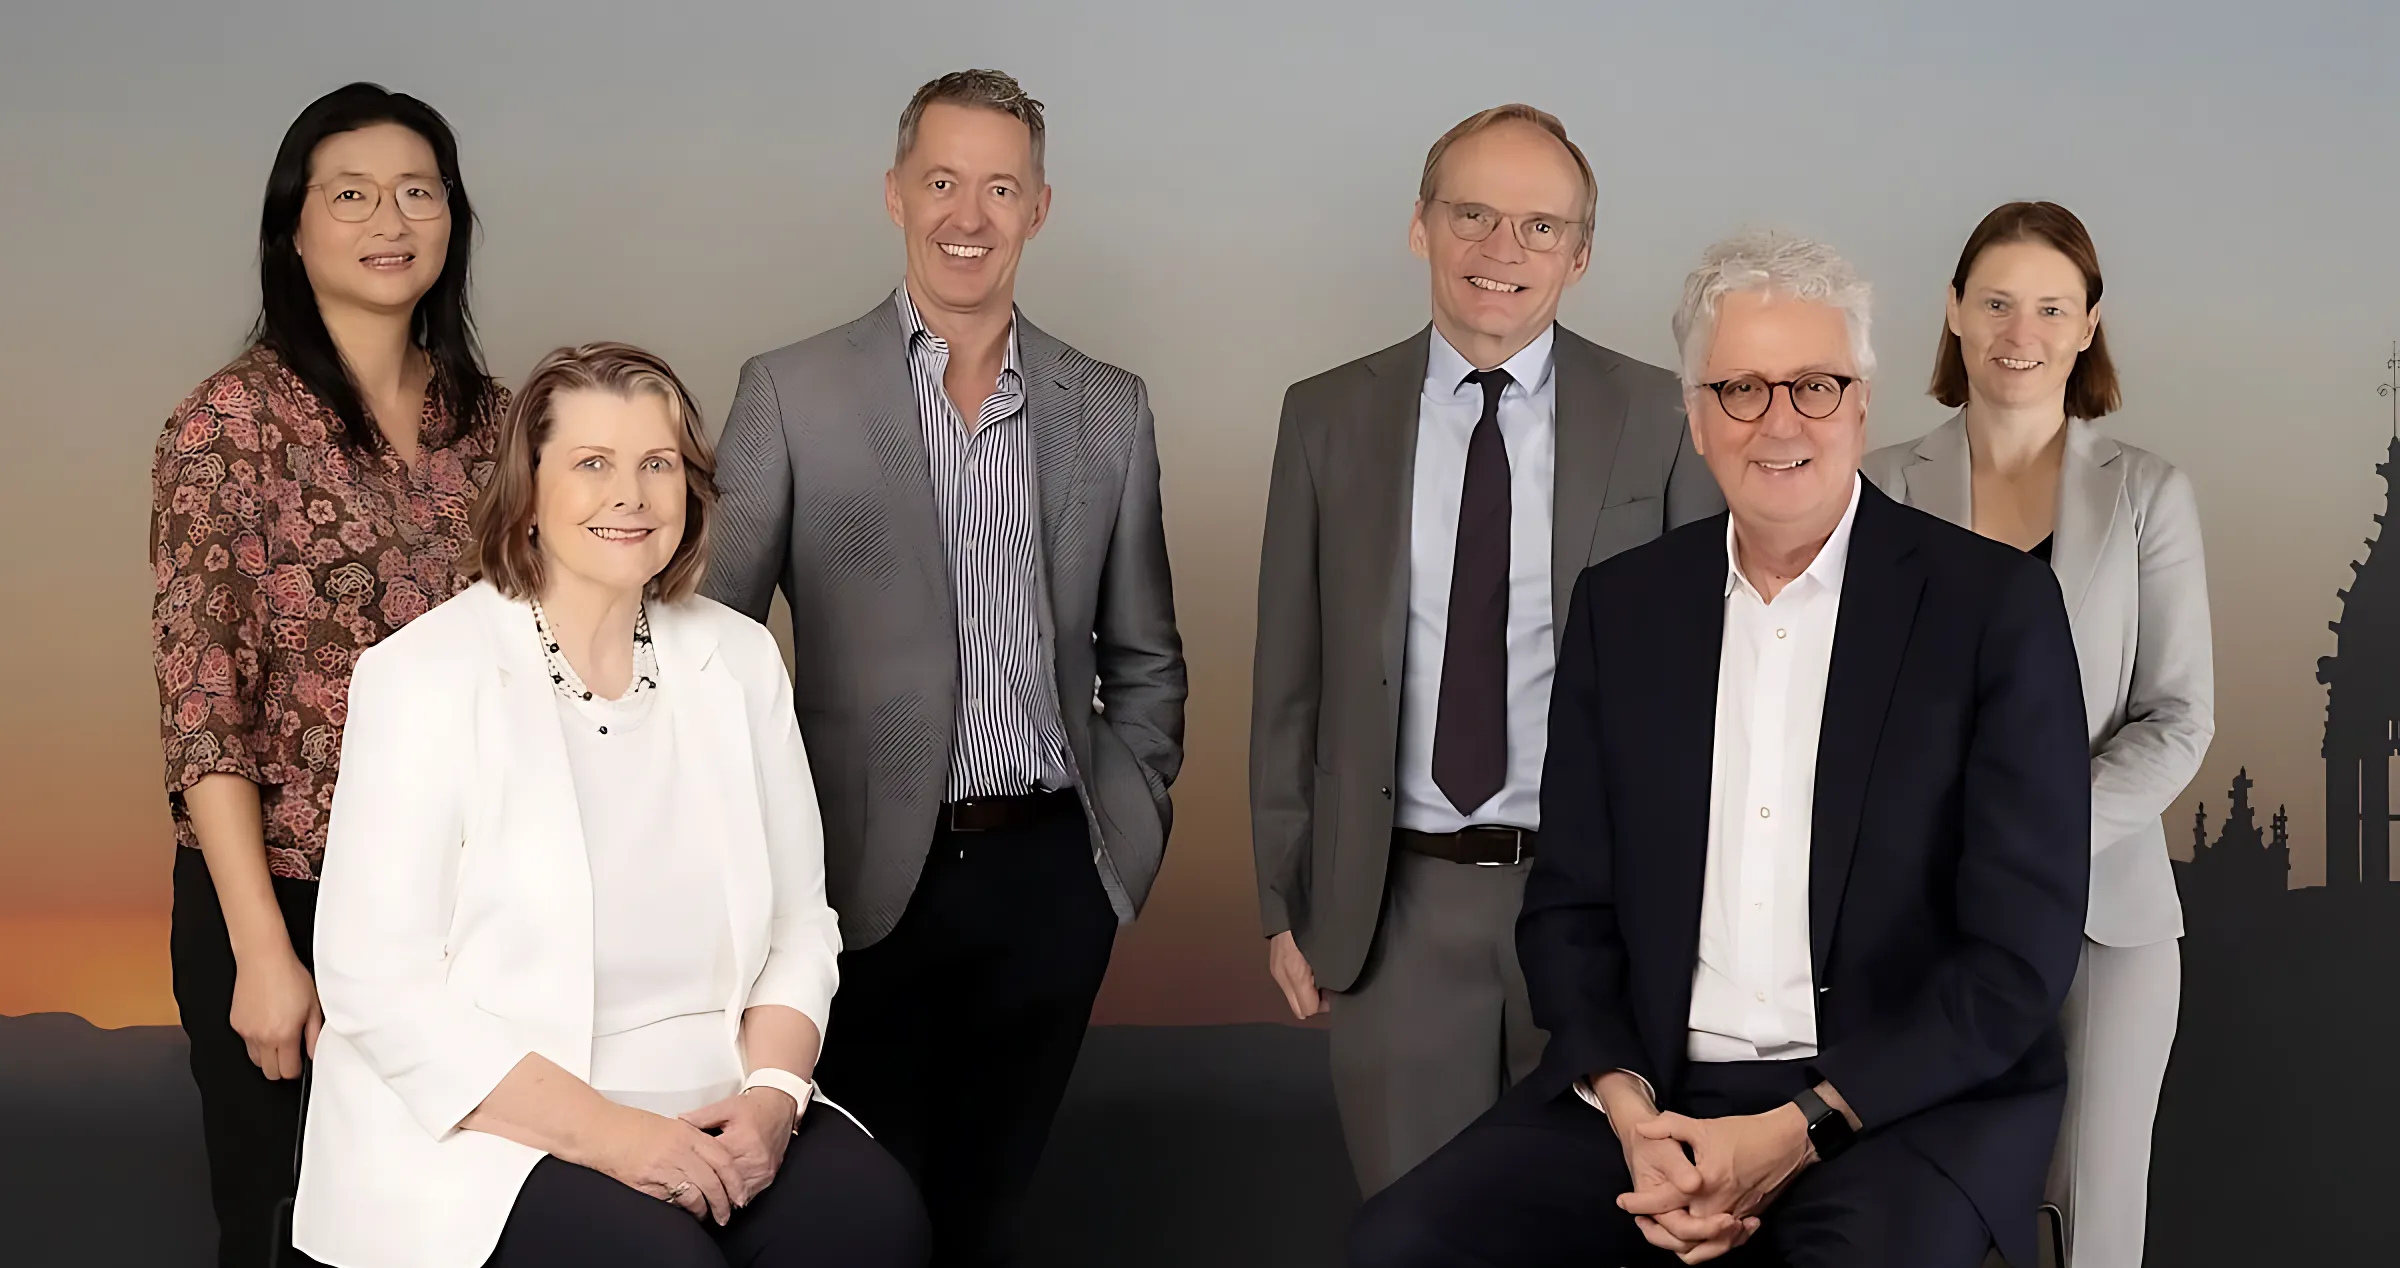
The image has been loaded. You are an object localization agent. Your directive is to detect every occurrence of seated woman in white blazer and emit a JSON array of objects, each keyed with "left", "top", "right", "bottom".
[
  {"left": 1864, "top": 202, "right": 2213, "bottom": 1268},
  {"left": 294, "top": 343, "right": 929, "bottom": 1268}
]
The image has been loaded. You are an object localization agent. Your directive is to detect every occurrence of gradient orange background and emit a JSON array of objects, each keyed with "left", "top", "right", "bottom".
[{"left": 5, "top": 2, "right": 2397, "bottom": 1034}]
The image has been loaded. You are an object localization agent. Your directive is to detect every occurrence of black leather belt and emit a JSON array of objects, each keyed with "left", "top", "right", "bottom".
[
  {"left": 1395, "top": 826, "right": 1536, "bottom": 867},
  {"left": 939, "top": 787, "right": 1080, "bottom": 833}
]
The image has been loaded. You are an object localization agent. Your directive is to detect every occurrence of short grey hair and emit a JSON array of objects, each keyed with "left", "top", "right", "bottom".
[
  {"left": 1671, "top": 231, "right": 1875, "bottom": 388},
  {"left": 896, "top": 69, "right": 1047, "bottom": 175}
]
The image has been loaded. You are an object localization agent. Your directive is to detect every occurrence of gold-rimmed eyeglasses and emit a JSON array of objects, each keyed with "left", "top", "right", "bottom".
[
  {"left": 1701, "top": 372, "right": 1858, "bottom": 422},
  {"left": 308, "top": 175, "right": 451, "bottom": 223},
  {"left": 1428, "top": 198, "right": 1584, "bottom": 254}
]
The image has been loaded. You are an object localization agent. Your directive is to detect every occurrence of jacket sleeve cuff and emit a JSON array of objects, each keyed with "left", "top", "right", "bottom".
[
  {"left": 749, "top": 944, "right": 839, "bottom": 1044},
  {"left": 1258, "top": 891, "right": 1294, "bottom": 940},
  {"left": 378, "top": 1009, "right": 534, "bottom": 1140}
]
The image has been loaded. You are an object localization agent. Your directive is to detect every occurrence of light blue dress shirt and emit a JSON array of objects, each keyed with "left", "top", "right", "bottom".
[{"left": 1395, "top": 325, "right": 1558, "bottom": 834}]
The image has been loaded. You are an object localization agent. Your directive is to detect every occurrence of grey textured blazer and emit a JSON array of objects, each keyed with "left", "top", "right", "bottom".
[
  {"left": 1865, "top": 414, "right": 2213, "bottom": 946},
  {"left": 1250, "top": 325, "right": 1724, "bottom": 993},
  {"left": 706, "top": 300, "right": 1186, "bottom": 948}
]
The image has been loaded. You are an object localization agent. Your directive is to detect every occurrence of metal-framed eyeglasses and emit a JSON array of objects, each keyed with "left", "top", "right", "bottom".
[
  {"left": 307, "top": 175, "right": 452, "bottom": 223},
  {"left": 1428, "top": 198, "right": 1584, "bottom": 254},
  {"left": 1700, "top": 372, "right": 1858, "bottom": 422}
]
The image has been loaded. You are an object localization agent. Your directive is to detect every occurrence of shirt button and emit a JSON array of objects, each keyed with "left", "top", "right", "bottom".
[
  {"left": 1775, "top": 628, "right": 1788, "bottom": 639},
  {"left": 1755, "top": 991, "right": 1768, "bottom": 1003},
  {"left": 1759, "top": 806, "right": 1772, "bottom": 819}
]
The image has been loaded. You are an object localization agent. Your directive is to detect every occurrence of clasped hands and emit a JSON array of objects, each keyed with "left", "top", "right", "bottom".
[
  {"left": 1594, "top": 1073, "right": 1828, "bottom": 1264},
  {"left": 596, "top": 1087, "right": 801, "bottom": 1225}
]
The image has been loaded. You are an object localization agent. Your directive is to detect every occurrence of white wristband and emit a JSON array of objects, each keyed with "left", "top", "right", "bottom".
[{"left": 739, "top": 1067, "right": 815, "bottom": 1130}]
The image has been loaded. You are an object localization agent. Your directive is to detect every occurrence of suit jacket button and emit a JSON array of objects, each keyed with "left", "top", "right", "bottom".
[{"left": 1380, "top": 786, "right": 1391, "bottom": 798}]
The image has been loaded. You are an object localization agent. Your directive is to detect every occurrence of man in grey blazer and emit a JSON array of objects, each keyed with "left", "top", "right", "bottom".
[
  {"left": 1250, "top": 104, "right": 1722, "bottom": 1196},
  {"left": 705, "top": 70, "right": 1184, "bottom": 1267}
]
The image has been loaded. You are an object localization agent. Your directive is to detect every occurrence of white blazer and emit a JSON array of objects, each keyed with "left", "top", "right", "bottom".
[
  {"left": 293, "top": 581, "right": 842, "bottom": 1268},
  {"left": 1865, "top": 415, "right": 2215, "bottom": 947}
]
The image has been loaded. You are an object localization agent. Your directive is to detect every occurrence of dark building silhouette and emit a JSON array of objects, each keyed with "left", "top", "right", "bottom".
[
  {"left": 2177, "top": 768, "right": 2291, "bottom": 910},
  {"left": 2146, "top": 415, "right": 2400, "bottom": 1267},
  {"left": 2318, "top": 435, "right": 2400, "bottom": 887}
]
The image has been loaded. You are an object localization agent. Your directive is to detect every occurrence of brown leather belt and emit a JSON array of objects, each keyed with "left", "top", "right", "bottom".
[
  {"left": 1395, "top": 826, "right": 1537, "bottom": 867},
  {"left": 939, "top": 787, "right": 1081, "bottom": 833}
]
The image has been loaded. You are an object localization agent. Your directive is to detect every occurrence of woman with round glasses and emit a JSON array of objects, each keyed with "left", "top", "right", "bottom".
[
  {"left": 1865, "top": 201, "right": 2213, "bottom": 1268},
  {"left": 148, "top": 81, "right": 503, "bottom": 1266}
]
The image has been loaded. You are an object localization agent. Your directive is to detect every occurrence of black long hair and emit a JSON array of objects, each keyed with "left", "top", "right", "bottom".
[{"left": 251, "top": 82, "right": 494, "bottom": 451}]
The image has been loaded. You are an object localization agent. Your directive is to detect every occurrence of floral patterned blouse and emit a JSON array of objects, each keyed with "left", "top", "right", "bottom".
[{"left": 150, "top": 344, "right": 505, "bottom": 881}]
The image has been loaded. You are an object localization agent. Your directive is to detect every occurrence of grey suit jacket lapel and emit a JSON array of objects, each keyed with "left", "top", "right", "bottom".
[
  {"left": 2051, "top": 419, "right": 2123, "bottom": 620},
  {"left": 1907, "top": 413, "right": 1975, "bottom": 529},
  {"left": 1549, "top": 328, "right": 1630, "bottom": 647},
  {"left": 847, "top": 300, "right": 952, "bottom": 624},
  {"left": 1908, "top": 411, "right": 2120, "bottom": 619},
  {"left": 1366, "top": 331, "right": 1431, "bottom": 702},
  {"left": 1017, "top": 316, "right": 1085, "bottom": 650}
]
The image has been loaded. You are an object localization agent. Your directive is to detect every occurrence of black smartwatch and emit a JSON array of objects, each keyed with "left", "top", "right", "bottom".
[{"left": 1790, "top": 1087, "right": 1856, "bottom": 1162}]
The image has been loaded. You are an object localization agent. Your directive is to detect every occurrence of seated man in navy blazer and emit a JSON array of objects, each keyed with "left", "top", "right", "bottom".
[{"left": 1349, "top": 231, "right": 2090, "bottom": 1268}]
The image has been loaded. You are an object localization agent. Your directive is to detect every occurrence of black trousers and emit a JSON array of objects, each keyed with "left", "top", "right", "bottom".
[
  {"left": 170, "top": 845, "right": 322, "bottom": 1268},
  {"left": 1349, "top": 1060, "right": 1993, "bottom": 1268},
  {"left": 812, "top": 802, "right": 1119, "bottom": 1268},
  {"left": 485, "top": 1104, "right": 930, "bottom": 1267}
]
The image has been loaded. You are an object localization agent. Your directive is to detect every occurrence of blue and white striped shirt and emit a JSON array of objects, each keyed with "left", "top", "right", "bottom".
[{"left": 893, "top": 285, "right": 1074, "bottom": 800}]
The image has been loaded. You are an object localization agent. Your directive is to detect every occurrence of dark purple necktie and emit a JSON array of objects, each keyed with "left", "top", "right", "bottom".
[{"left": 1432, "top": 368, "right": 1512, "bottom": 815}]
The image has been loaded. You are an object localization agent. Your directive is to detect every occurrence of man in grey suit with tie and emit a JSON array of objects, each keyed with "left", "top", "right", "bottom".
[
  {"left": 1250, "top": 103, "right": 1722, "bottom": 1195},
  {"left": 706, "top": 69, "right": 1185, "bottom": 1266}
]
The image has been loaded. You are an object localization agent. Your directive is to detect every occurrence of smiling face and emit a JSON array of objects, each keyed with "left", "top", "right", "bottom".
[
  {"left": 292, "top": 122, "right": 449, "bottom": 320},
  {"left": 1946, "top": 238, "right": 2100, "bottom": 414},
  {"left": 1409, "top": 119, "right": 1590, "bottom": 363},
  {"left": 886, "top": 101, "right": 1051, "bottom": 321},
  {"left": 1688, "top": 289, "right": 1870, "bottom": 540},
  {"left": 532, "top": 388, "right": 689, "bottom": 600}
]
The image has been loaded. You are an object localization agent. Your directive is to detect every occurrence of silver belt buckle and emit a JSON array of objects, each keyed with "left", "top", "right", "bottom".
[{"left": 1472, "top": 828, "right": 1526, "bottom": 867}]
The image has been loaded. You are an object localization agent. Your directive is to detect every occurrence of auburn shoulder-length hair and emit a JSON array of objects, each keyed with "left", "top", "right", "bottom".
[
  {"left": 1930, "top": 200, "right": 2122, "bottom": 420},
  {"left": 465, "top": 343, "right": 717, "bottom": 601}
]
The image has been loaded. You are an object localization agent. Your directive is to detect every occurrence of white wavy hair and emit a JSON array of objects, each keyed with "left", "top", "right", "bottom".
[{"left": 1671, "top": 231, "right": 1875, "bottom": 388}]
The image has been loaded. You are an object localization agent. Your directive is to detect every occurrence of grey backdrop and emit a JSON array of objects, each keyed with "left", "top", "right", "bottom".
[
  {"left": 2, "top": 0, "right": 2394, "bottom": 1031},
  {"left": 7, "top": 3, "right": 2400, "bottom": 1264}
]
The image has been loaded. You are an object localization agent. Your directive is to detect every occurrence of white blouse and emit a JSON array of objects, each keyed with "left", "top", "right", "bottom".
[{"left": 555, "top": 683, "right": 737, "bottom": 1117}]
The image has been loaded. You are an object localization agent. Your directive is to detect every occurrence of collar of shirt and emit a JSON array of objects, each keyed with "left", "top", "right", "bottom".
[
  {"left": 1424, "top": 322, "right": 1557, "bottom": 402},
  {"left": 893, "top": 283, "right": 1023, "bottom": 385},
  {"left": 1724, "top": 472, "right": 1863, "bottom": 603}
]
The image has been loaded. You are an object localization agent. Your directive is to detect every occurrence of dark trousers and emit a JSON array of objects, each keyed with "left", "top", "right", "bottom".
[
  {"left": 1350, "top": 1059, "right": 1993, "bottom": 1268},
  {"left": 170, "top": 845, "right": 321, "bottom": 1268},
  {"left": 485, "top": 1105, "right": 930, "bottom": 1267},
  {"left": 813, "top": 801, "right": 1118, "bottom": 1267}
]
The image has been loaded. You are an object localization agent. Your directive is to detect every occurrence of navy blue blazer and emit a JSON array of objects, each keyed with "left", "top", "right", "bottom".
[{"left": 1517, "top": 478, "right": 2090, "bottom": 1267}]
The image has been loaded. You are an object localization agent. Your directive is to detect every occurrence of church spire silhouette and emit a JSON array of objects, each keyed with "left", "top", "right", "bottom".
[{"left": 2318, "top": 349, "right": 2400, "bottom": 886}]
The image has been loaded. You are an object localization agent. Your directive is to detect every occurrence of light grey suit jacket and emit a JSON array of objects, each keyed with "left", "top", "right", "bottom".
[
  {"left": 1865, "top": 414, "right": 2213, "bottom": 946},
  {"left": 706, "top": 300, "right": 1186, "bottom": 947},
  {"left": 1250, "top": 325, "right": 1724, "bottom": 992}
]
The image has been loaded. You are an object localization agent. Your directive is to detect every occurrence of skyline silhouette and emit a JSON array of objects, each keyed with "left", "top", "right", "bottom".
[{"left": 2147, "top": 422, "right": 2400, "bottom": 1266}]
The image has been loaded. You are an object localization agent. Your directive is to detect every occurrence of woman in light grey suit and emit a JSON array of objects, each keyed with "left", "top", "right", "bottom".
[{"left": 1865, "top": 202, "right": 2212, "bottom": 1268}]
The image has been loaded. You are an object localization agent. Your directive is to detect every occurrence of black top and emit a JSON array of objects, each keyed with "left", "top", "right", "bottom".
[{"left": 2029, "top": 535, "right": 2054, "bottom": 562}]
